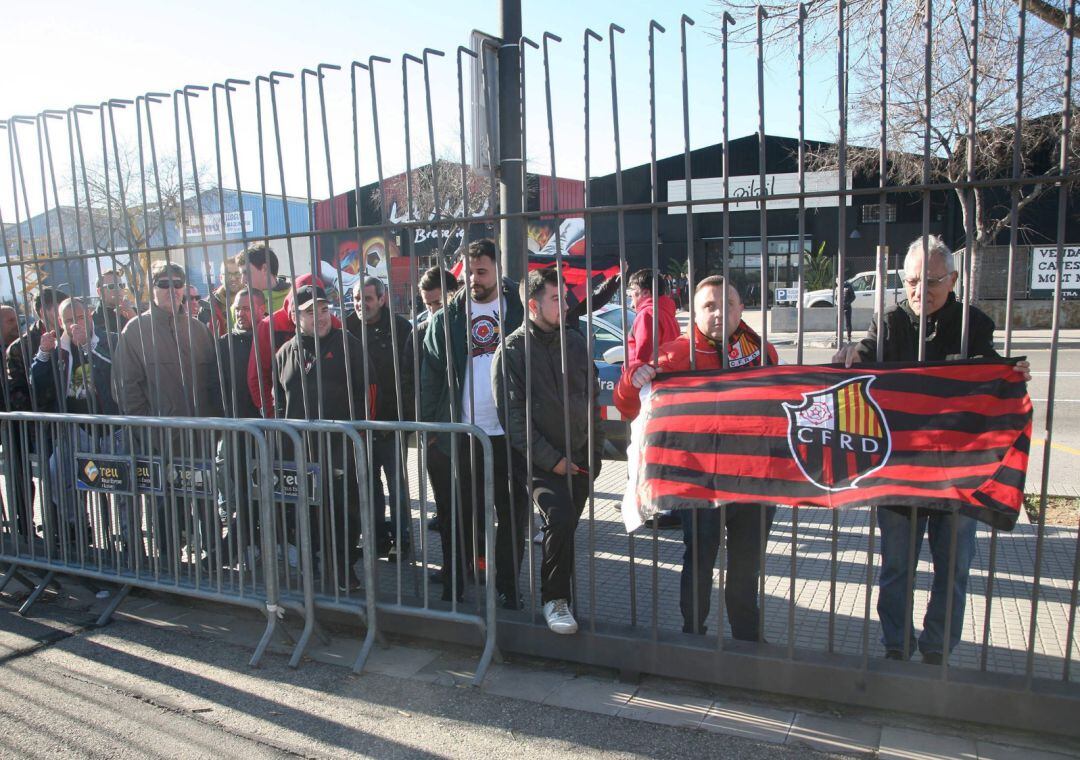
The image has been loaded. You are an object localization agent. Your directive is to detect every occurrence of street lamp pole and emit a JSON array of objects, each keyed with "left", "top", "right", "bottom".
[{"left": 499, "top": 0, "right": 524, "bottom": 281}]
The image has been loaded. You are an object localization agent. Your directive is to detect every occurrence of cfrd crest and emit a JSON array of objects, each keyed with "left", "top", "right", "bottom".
[{"left": 782, "top": 375, "right": 891, "bottom": 491}]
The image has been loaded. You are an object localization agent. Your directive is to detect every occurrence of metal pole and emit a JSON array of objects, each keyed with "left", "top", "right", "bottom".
[{"left": 499, "top": 0, "right": 524, "bottom": 281}]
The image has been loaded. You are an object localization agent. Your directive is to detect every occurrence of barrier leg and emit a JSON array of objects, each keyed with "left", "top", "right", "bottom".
[
  {"left": 17, "top": 570, "right": 55, "bottom": 616},
  {"left": 0, "top": 564, "right": 17, "bottom": 593},
  {"left": 95, "top": 583, "right": 131, "bottom": 626}
]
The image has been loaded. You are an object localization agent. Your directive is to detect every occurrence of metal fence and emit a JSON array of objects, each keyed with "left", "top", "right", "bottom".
[{"left": 0, "top": 0, "right": 1077, "bottom": 738}]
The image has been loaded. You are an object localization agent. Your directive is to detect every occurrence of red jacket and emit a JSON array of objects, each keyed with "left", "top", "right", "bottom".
[
  {"left": 613, "top": 320, "right": 779, "bottom": 421},
  {"left": 246, "top": 273, "right": 341, "bottom": 417},
  {"left": 626, "top": 293, "right": 680, "bottom": 372}
]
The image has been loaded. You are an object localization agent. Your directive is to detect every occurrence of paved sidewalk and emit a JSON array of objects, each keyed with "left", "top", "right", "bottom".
[
  {"left": 384, "top": 451, "right": 1080, "bottom": 683},
  {"left": 15, "top": 578, "right": 1074, "bottom": 759}
]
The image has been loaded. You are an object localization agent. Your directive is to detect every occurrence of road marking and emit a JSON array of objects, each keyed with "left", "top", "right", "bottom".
[
  {"left": 1030, "top": 371, "right": 1080, "bottom": 377},
  {"left": 1031, "top": 439, "right": 1080, "bottom": 457},
  {"left": 1030, "top": 398, "right": 1080, "bottom": 403}
]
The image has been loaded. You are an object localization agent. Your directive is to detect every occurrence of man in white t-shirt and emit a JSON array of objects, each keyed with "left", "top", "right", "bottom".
[{"left": 420, "top": 239, "right": 526, "bottom": 606}]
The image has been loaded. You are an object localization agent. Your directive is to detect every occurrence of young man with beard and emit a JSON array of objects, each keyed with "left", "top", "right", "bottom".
[
  {"left": 274, "top": 284, "right": 376, "bottom": 590},
  {"left": 421, "top": 239, "right": 525, "bottom": 606},
  {"left": 493, "top": 268, "right": 603, "bottom": 633},
  {"left": 615, "top": 276, "right": 778, "bottom": 642}
]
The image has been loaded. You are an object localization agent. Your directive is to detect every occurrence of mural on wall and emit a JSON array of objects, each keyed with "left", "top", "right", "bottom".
[{"left": 317, "top": 233, "right": 400, "bottom": 296}]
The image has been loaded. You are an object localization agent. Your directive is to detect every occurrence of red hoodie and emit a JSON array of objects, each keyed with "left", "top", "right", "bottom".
[
  {"left": 613, "top": 320, "right": 778, "bottom": 421},
  {"left": 246, "top": 273, "right": 342, "bottom": 417},
  {"left": 625, "top": 293, "right": 680, "bottom": 373}
]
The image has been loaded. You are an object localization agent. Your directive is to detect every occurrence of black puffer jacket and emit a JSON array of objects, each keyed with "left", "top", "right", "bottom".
[
  {"left": 493, "top": 320, "right": 604, "bottom": 473},
  {"left": 345, "top": 307, "right": 413, "bottom": 422},
  {"left": 855, "top": 292, "right": 999, "bottom": 362}
]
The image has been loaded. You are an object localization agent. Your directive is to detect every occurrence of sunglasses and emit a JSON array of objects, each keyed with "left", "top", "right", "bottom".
[
  {"left": 155, "top": 279, "right": 186, "bottom": 289},
  {"left": 100, "top": 283, "right": 125, "bottom": 290}
]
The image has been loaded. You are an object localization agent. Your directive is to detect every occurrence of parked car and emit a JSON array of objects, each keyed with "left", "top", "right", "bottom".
[
  {"left": 797, "top": 269, "right": 905, "bottom": 310},
  {"left": 577, "top": 304, "right": 635, "bottom": 459}
]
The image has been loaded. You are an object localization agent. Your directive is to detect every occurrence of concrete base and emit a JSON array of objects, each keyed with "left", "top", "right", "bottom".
[{"left": 977, "top": 299, "right": 1080, "bottom": 330}]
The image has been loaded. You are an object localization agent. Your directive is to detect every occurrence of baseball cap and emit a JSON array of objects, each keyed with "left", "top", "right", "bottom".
[{"left": 294, "top": 284, "right": 329, "bottom": 311}]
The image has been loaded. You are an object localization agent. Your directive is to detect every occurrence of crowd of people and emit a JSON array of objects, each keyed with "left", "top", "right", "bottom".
[{"left": 0, "top": 234, "right": 1030, "bottom": 661}]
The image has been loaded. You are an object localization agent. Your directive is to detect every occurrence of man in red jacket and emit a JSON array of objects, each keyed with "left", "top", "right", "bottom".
[
  {"left": 614, "top": 275, "right": 778, "bottom": 641},
  {"left": 624, "top": 268, "right": 680, "bottom": 373},
  {"left": 246, "top": 273, "right": 340, "bottom": 416}
]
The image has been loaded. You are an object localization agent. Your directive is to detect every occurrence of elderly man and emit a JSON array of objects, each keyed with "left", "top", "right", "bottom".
[
  {"left": 615, "top": 276, "right": 778, "bottom": 641},
  {"left": 31, "top": 298, "right": 120, "bottom": 550},
  {"left": 92, "top": 270, "right": 136, "bottom": 337},
  {"left": 835, "top": 235, "right": 1030, "bottom": 665},
  {"left": 346, "top": 275, "right": 413, "bottom": 559}
]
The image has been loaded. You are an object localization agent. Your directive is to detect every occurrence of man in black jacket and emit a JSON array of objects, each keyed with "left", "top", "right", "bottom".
[
  {"left": 494, "top": 268, "right": 603, "bottom": 634},
  {"left": 835, "top": 235, "right": 1030, "bottom": 665},
  {"left": 92, "top": 270, "right": 135, "bottom": 339},
  {"left": 412, "top": 267, "right": 460, "bottom": 542},
  {"left": 215, "top": 288, "right": 267, "bottom": 554},
  {"left": 5, "top": 287, "right": 67, "bottom": 539},
  {"left": 347, "top": 275, "right": 413, "bottom": 558},
  {"left": 274, "top": 284, "right": 376, "bottom": 590}
]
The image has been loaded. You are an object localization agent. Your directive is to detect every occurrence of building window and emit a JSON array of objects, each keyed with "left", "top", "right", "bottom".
[{"left": 861, "top": 203, "right": 897, "bottom": 223}]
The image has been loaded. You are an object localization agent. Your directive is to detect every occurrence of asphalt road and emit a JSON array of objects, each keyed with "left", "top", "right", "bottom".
[{"left": 0, "top": 600, "right": 851, "bottom": 760}]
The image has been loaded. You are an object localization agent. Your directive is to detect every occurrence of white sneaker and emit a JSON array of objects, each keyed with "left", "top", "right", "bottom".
[{"left": 543, "top": 599, "right": 578, "bottom": 635}]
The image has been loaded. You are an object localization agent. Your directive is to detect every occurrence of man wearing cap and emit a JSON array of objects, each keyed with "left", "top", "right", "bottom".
[{"left": 274, "top": 284, "right": 377, "bottom": 590}]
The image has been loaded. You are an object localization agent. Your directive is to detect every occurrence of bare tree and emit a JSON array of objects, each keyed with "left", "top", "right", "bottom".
[
  {"left": 369, "top": 158, "right": 497, "bottom": 262},
  {"left": 79, "top": 148, "right": 215, "bottom": 300},
  {"left": 712, "top": 0, "right": 1077, "bottom": 300}
]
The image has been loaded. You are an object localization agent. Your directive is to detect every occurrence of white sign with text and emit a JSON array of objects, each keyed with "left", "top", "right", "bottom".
[
  {"left": 667, "top": 170, "right": 854, "bottom": 213},
  {"left": 1030, "top": 245, "right": 1080, "bottom": 291}
]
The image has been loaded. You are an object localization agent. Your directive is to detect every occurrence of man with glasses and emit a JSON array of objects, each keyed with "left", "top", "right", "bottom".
[
  {"left": 112, "top": 263, "right": 220, "bottom": 567},
  {"left": 834, "top": 235, "right": 1030, "bottom": 666},
  {"left": 345, "top": 275, "right": 414, "bottom": 560},
  {"left": 92, "top": 270, "right": 136, "bottom": 338},
  {"left": 113, "top": 262, "right": 220, "bottom": 423}
]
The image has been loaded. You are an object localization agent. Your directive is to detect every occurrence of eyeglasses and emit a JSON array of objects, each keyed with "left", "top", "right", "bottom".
[
  {"left": 100, "top": 283, "right": 125, "bottom": 290},
  {"left": 155, "top": 279, "right": 186, "bottom": 289},
  {"left": 903, "top": 274, "right": 952, "bottom": 288}
]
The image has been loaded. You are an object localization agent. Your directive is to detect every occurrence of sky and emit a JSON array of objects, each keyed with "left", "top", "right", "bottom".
[{"left": 0, "top": 0, "right": 845, "bottom": 221}]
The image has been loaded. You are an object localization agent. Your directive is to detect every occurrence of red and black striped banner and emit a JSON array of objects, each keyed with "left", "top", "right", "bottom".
[{"left": 622, "top": 359, "right": 1032, "bottom": 532}]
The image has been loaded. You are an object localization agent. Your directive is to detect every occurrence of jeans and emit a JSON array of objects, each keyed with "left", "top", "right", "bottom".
[
  {"left": 679, "top": 504, "right": 775, "bottom": 640},
  {"left": 876, "top": 505, "right": 978, "bottom": 657},
  {"left": 528, "top": 463, "right": 591, "bottom": 604},
  {"left": 371, "top": 433, "right": 410, "bottom": 549}
]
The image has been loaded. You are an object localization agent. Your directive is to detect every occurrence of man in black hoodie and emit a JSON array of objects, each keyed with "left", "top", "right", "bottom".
[
  {"left": 346, "top": 275, "right": 413, "bottom": 558},
  {"left": 274, "top": 284, "right": 376, "bottom": 590}
]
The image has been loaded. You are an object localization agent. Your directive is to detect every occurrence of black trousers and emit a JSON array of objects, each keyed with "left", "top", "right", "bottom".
[
  {"left": 443, "top": 434, "right": 527, "bottom": 600},
  {"left": 425, "top": 442, "right": 454, "bottom": 527},
  {"left": 843, "top": 306, "right": 853, "bottom": 341},
  {"left": 678, "top": 504, "right": 776, "bottom": 640},
  {"left": 528, "top": 464, "right": 590, "bottom": 604}
]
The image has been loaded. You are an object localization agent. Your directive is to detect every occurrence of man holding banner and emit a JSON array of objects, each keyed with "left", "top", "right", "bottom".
[
  {"left": 615, "top": 275, "right": 778, "bottom": 641},
  {"left": 835, "top": 235, "right": 1032, "bottom": 665}
]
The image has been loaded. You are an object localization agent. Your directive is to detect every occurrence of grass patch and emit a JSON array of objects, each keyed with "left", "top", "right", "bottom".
[{"left": 1023, "top": 495, "right": 1080, "bottom": 527}]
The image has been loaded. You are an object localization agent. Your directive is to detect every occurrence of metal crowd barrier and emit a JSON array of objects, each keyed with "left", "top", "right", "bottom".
[{"left": 0, "top": 412, "right": 280, "bottom": 666}]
